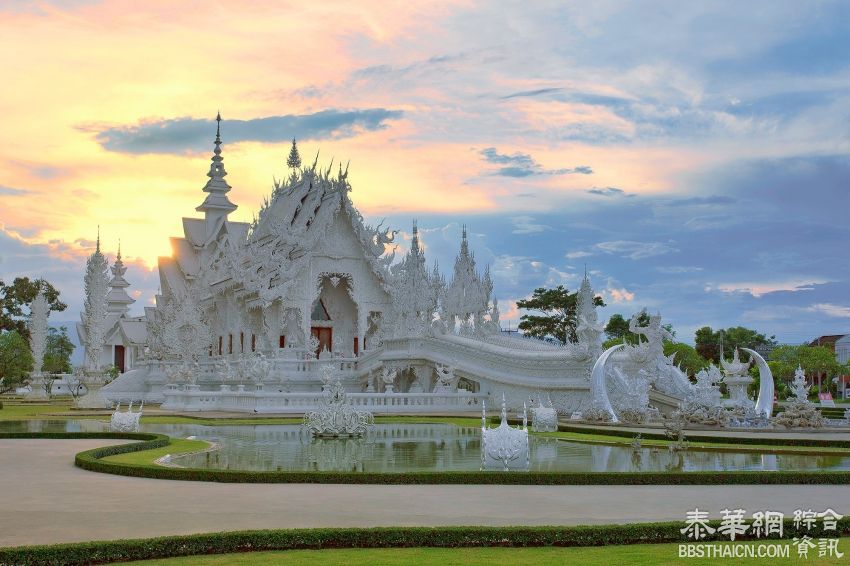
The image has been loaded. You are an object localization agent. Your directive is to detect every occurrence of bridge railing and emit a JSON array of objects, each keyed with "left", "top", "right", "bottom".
[{"left": 162, "top": 385, "right": 486, "bottom": 414}]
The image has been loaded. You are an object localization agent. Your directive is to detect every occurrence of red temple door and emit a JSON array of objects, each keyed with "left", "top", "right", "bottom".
[
  {"left": 311, "top": 327, "right": 332, "bottom": 357},
  {"left": 114, "top": 345, "right": 125, "bottom": 373}
]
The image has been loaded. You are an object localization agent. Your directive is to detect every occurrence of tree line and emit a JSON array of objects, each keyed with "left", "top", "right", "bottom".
[{"left": 516, "top": 285, "right": 849, "bottom": 396}]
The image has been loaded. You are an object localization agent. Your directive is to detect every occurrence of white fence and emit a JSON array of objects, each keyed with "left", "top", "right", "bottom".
[{"left": 162, "top": 384, "right": 486, "bottom": 414}]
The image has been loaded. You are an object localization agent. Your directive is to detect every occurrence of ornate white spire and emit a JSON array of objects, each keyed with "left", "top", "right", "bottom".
[
  {"left": 196, "top": 112, "right": 237, "bottom": 230},
  {"left": 106, "top": 241, "right": 135, "bottom": 315},
  {"left": 444, "top": 225, "right": 491, "bottom": 335},
  {"left": 82, "top": 233, "right": 110, "bottom": 371},
  {"left": 29, "top": 290, "right": 49, "bottom": 376},
  {"left": 389, "top": 220, "right": 436, "bottom": 337},
  {"left": 575, "top": 270, "right": 603, "bottom": 357}
]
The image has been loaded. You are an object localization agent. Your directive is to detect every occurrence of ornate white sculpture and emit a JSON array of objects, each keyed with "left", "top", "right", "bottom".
[
  {"left": 772, "top": 365, "right": 823, "bottom": 428},
  {"left": 29, "top": 291, "right": 49, "bottom": 376},
  {"left": 721, "top": 348, "right": 755, "bottom": 411},
  {"left": 741, "top": 347, "right": 775, "bottom": 420},
  {"left": 588, "top": 343, "right": 624, "bottom": 422},
  {"left": 248, "top": 352, "right": 273, "bottom": 383},
  {"left": 530, "top": 396, "right": 558, "bottom": 432},
  {"left": 24, "top": 291, "right": 50, "bottom": 399},
  {"left": 381, "top": 366, "right": 397, "bottom": 393},
  {"left": 110, "top": 401, "right": 143, "bottom": 433},
  {"left": 303, "top": 380, "right": 374, "bottom": 437},
  {"left": 433, "top": 364, "right": 458, "bottom": 393},
  {"left": 481, "top": 396, "right": 529, "bottom": 471},
  {"left": 574, "top": 272, "right": 603, "bottom": 360},
  {"left": 82, "top": 232, "right": 110, "bottom": 371}
]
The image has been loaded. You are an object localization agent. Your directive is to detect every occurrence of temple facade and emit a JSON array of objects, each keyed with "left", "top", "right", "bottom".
[{"left": 94, "top": 116, "right": 612, "bottom": 414}]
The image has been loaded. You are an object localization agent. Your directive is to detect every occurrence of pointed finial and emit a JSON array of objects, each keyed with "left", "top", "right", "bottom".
[
  {"left": 462, "top": 224, "right": 467, "bottom": 240},
  {"left": 96, "top": 225, "right": 101, "bottom": 253},
  {"left": 412, "top": 219, "right": 418, "bottom": 236},
  {"left": 117, "top": 238, "right": 122, "bottom": 261},
  {"left": 216, "top": 111, "right": 221, "bottom": 137}
]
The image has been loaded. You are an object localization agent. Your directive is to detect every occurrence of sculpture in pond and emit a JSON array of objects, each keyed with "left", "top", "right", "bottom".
[
  {"left": 530, "top": 395, "right": 558, "bottom": 432},
  {"left": 303, "top": 380, "right": 374, "bottom": 437},
  {"left": 110, "top": 401, "right": 143, "bottom": 433},
  {"left": 481, "top": 396, "right": 529, "bottom": 471}
]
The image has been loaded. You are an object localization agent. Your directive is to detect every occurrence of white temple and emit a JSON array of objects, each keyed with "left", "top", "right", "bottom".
[{"left": 86, "top": 114, "right": 706, "bottom": 415}]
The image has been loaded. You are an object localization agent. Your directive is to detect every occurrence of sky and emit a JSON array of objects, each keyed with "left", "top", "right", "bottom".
[{"left": 1, "top": 0, "right": 849, "bottom": 346}]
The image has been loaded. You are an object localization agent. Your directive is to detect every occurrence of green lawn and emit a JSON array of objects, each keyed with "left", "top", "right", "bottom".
[
  {"left": 0, "top": 401, "right": 99, "bottom": 420},
  {"left": 101, "top": 438, "right": 211, "bottom": 465},
  {"left": 537, "top": 429, "right": 850, "bottom": 455},
  {"left": 125, "top": 540, "right": 850, "bottom": 565}
]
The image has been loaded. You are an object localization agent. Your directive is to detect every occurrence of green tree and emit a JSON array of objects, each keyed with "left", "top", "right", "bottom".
[
  {"left": 663, "top": 341, "right": 709, "bottom": 377},
  {"left": 517, "top": 285, "right": 605, "bottom": 345},
  {"left": 694, "top": 325, "right": 777, "bottom": 363},
  {"left": 768, "top": 344, "right": 846, "bottom": 395},
  {"left": 0, "top": 330, "right": 34, "bottom": 393},
  {"left": 0, "top": 277, "right": 67, "bottom": 338},
  {"left": 286, "top": 138, "right": 301, "bottom": 169},
  {"left": 604, "top": 313, "right": 631, "bottom": 341},
  {"left": 42, "top": 326, "right": 74, "bottom": 375}
]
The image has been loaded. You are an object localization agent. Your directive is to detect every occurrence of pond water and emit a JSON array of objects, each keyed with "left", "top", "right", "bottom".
[{"left": 4, "top": 419, "right": 849, "bottom": 473}]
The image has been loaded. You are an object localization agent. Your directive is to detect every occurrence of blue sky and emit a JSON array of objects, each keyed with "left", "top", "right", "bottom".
[{"left": 1, "top": 1, "right": 849, "bottom": 346}]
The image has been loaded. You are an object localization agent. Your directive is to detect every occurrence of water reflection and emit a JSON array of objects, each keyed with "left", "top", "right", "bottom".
[{"left": 2, "top": 420, "right": 849, "bottom": 474}]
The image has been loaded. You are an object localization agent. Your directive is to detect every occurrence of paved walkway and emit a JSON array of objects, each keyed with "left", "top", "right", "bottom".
[{"left": 2, "top": 439, "right": 848, "bottom": 548}]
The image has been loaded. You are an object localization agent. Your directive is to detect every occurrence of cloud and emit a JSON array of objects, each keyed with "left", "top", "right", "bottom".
[
  {"left": 657, "top": 266, "right": 704, "bottom": 274},
  {"left": 663, "top": 195, "right": 737, "bottom": 207},
  {"left": 479, "top": 147, "right": 593, "bottom": 177},
  {"left": 85, "top": 109, "right": 405, "bottom": 154},
  {"left": 0, "top": 185, "right": 29, "bottom": 196},
  {"left": 587, "top": 187, "right": 635, "bottom": 198},
  {"left": 566, "top": 250, "right": 593, "bottom": 260},
  {"left": 712, "top": 278, "right": 829, "bottom": 298},
  {"left": 607, "top": 287, "right": 635, "bottom": 303},
  {"left": 593, "top": 240, "right": 678, "bottom": 260},
  {"left": 501, "top": 87, "right": 564, "bottom": 99},
  {"left": 807, "top": 303, "right": 850, "bottom": 318},
  {"left": 510, "top": 215, "right": 550, "bottom": 234}
]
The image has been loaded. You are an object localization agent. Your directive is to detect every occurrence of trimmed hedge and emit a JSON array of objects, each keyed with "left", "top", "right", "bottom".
[{"left": 2, "top": 520, "right": 849, "bottom": 566}]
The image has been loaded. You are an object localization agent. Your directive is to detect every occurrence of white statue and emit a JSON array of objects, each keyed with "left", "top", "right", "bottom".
[
  {"left": 789, "top": 365, "right": 810, "bottom": 402},
  {"left": 319, "top": 363, "right": 338, "bottom": 390},
  {"left": 303, "top": 380, "right": 374, "bottom": 437},
  {"left": 110, "top": 401, "right": 143, "bottom": 433},
  {"left": 25, "top": 291, "right": 50, "bottom": 400},
  {"left": 381, "top": 366, "right": 397, "bottom": 393},
  {"left": 771, "top": 365, "right": 823, "bottom": 428},
  {"left": 629, "top": 309, "right": 674, "bottom": 359},
  {"left": 481, "top": 395, "right": 529, "bottom": 471},
  {"left": 433, "top": 364, "right": 458, "bottom": 393},
  {"left": 530, "top": 396, "right": 558, "bottom": 432},
  {"left": 248, "top": 352, "right": 273, "bottom": 383}
]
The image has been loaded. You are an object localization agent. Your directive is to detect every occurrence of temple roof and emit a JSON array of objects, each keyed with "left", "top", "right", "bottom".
[{"left": 196, "top": 112, "right": 237, "bottom": 217}]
